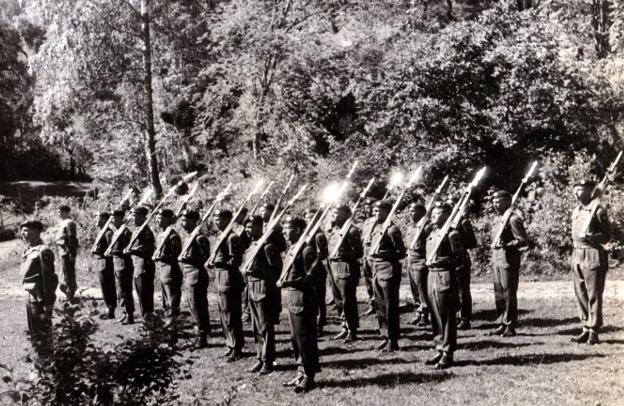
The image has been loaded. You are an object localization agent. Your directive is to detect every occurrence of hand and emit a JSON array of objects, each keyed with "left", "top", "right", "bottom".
[{"left": 276, "top": 281, "right": 283, "bottom": 288}]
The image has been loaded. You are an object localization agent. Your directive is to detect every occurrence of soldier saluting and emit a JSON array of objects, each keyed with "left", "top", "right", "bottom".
[
  {"left": 569, "top": 180, "right": 611, "bottom": 345},
  {"left": 20, "top": 220, "right": 58, "bottom": 335}
]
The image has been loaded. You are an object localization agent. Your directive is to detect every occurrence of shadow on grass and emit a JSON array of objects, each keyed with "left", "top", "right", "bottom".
[
  {"left": 322, "top": 356, "right": 416, "bottom": 369},
  {"left": 456, "top": 352, "right": 606, "bottom": 367},
  {"left": 319, "top": 346, "right": 356, "bottom": 356},
  {"left": 458, "top": 339, "right": 538, "bottom": 351},
  {"left": 557, "top": 324, "right": 624, "bottom": 336},
  {"left": 521, "top": 317, "right": 577, "bottom": 328},
  {"left": 472, "top": 308, "right": 532, "bottom": 326},
  {"left": 321, "top": 370, "right": 454, "bottom": 388}
]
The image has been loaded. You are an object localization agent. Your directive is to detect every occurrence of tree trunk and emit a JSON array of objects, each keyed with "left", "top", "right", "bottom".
[
  {"left": 141, "top": 0, "right": 163, "bottom": 197},
  {"left": 592, "top": 0, "right": 612, "bottom": 59}
]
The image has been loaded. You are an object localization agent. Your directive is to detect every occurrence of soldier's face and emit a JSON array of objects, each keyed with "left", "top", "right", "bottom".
[
  {"left": 214, "top": 214, "right": 230, "bottom": 230},
  {"left": 112, "top": 215, "right": 123, "bottom": 227},
  {"left": 304, "top": 211, "right": 314, "bottom": 223},
  {"left": 247, "top": 222, "right": 263, "bottom": 239},
  {"left": 260, "top": 207, "right": 272, "bottom": 222},
  {"left": 375, "top": 206, "right": 389, "bottom": 223},
  {"left": 363, "top": 204, "right": 372, "bottom": 216},
  {"left": 58, "top": 209, "right": 68, "bottom": 219},
  {"left": 132, "top": 212, "right": 145, "bottom": 226},
  {"left": 494, "top": 197, "right": 511, "bottom": 213},
  {"left": 331, "top": 208, "right": 347, "bottom": 225},
  {"left": 409, "top": 207, "right": 425, "bottom": 222},
  {"left": 431, "top": 208, "right": 449, "bottom": 227},
  {"left": 21, "top": 226, "right": 39, "bottom": 244},
  {"left": 283, "top": 224, "right": 300, "bottom": 243},
  {"left": 157, "top": 214, "right": 171, "bottom": 229},
  {"left": 574, "top": 186, "right": 592, "bottom": 204},
  {"left": 181, "top": 217, "right": 196, "bottom": 232}
]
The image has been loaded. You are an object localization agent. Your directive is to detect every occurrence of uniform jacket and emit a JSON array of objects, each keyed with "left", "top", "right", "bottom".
[
  {"left": 369, "top": 222, "right": 407, "bottom": 262},
  {"left": 426, "top": 226, "right": 465, "bottom": 272},
  {"left": 56, "top": 218, "right": 78, "bottom": 256},
  {"left": 21, "top": 240, "right": 57, "bottom": 305}
]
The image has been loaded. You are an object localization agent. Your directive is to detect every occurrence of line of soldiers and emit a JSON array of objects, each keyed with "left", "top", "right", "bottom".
[{"left": 19, "top": 178, "right": 612, "bottom": 392}]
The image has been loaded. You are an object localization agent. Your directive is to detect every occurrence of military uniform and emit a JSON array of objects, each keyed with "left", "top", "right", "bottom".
[
  {"left": 328, "top": 224, "right": 363, "bottom": 338},
  {"left": 266, "top": 225, "right": 286, "bottom": 324},
  {"left": 21, "top": 236, "right": 57, "bottom": 334},
  {"left": 282, "top": 242, "right": 321, "bottom": 390},
  {"left": 361, "top": 216, "right": 377, "bottom": 313},
  {"left": 491, "top": 209, "right": 530, "bottom": 333},
  {"left": 309, "top": 228, "right": 329, "bottom": 332},
  {"left": 243, "top": 238, "right": 281, "bottom": 370},
  {"left": 179, "top": 232, "right": 212, "bottom": 342},
  {"left": 211, "top": 230, "right": 245, "bottom": 356},
  {"left": 570, "top": 199, "right": 610, "bottom": 341},
  {"left": 454, "top": 217, "right": 477, "bottom": 327},
  {"left": 425, "top": 225, "right": 464, "bottom": 364},
  {"left": 93, "top": 222, "right": 116, "bottom": 316},
  {"left": 369, "top": 221, "right": 406, "bottom": 347},
  {"left": 109, "top": 225, "right": 135, "bottom": 322},
  {"left": 56, "top": 217, "right": 78, "bottom": 298},
  {"left": 238, "top": 226, "right": 252, "bottom": 321},
  {"left": 153, "top": 227, "right": 183, "bottom": 321},
  {"left": 127, "top": 226, "right": 156, "bottom": 319},
  {"left": 405, "top": 221, "right": 431, "bottom": 323}
]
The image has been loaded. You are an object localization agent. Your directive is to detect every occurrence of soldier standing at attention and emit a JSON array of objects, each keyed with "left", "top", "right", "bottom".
[
  {"left": 369, "top": 200, "right": 406, "bottom": 352},
  {"left": 490, "top": 190, "right": 531, "bottom": 337},
  {"left": 570, "top": 180, "right": 611, "bottom": 345},
  {"left": 405, "top": 202, "right": 430, "bottom": 326},
  {"left": 20, "top": 220, "right": 58, "bottom": 335},
  {"left": 446, "top": 196, "right": 478, "bottom": 330},
  {"left": 153, "top": 209, "right": 183, "bottom": 327},
  {"left": 108, "top": 209, "right": 135, "bottom": 325},
  {"left": 304, "top": 208, "right": 329, "bottom": 336},
  {"left": 328, "top": 204, "right": 363, "bottom": 342},
  {"left": 425, "top": 202, "right": 464, "bottom": 369},
  {"left": 179, "top": 210, "right": 212, "bottom": 349},
  {"left": 126, "top": 206, "right": 156, "bottom": 323},
  {"left": 279, "top": 215, "right": 321, "bottom": 393},
  {"left": 210, "top": 209, "right": 245, "bottom": 362},
  {"left": 360, "top": 197, "right": 377, "bottom": 316},
  {"left": 259, "top": 203, "right": 287, "bottom": 325},
  {"left": 243, "top": 215, "right": 281, "bottom": 375},
  {"left": 93, "top": 212, "right": 116, "bottom": 319},
  {"left": 235, "top": 207, "right": 252, "bottom": 323},
  {"left": 56, "top": 205, "right": 78, "bottom": 300}
]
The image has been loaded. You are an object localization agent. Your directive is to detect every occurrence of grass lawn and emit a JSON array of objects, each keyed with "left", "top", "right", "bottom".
[{"left": 1, "top": 244, "right": 623, "bottom": 405}]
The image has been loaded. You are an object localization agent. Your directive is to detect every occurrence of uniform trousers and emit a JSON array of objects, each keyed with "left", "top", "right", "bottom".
[
  {"left": 95, "top": 256, "right": 116, "bottom": 311},
  {"left": 285, "top": 288, "right": 320, "bottom": 377},
  {"left": 372, "top": 260, "right": 401, "bottom": 342},
  {"left": 571, "top": 247, "right": 608, "bottom": 332},
  {"left": 215, "top": 268, "right": 244, "bottom": 351},
  {"left": 428, "top": 269, "right": 457, "bottom": 354}
]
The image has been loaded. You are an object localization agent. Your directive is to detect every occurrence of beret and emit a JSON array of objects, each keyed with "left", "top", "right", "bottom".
[
  {"left": 244, "top": 214, "right": 263, "bottom": 226},
  {"left": 20, "top": 220, "right": 44, "bottom": 231},
  {"left": 283, "top": 215, "right": 306, "bottom": 230},
  {"left": 112, "top": 208, "right": 126, "bottom": 217},
  {"left": 333, "top": 203, "right": 352, "bottom": 217},
  {"left": 364, "top": 197, "right": 377, "bottom": 205},
  {"left": 157, "top": 208, "right": 174, "bottom": 218},
  {"left": 492, "top": 190, "right": 512, "bottom": 199},
  {"left": 374, "top": 199, "right": 392, "bottom": 210},
  {"left": 97, "top": 211, "right": 110, "bottom": 218},
  {"left": 182, "top": 209, "right": 200, "bottom": 221},
  {"left": 572, "top": 179, "right": 596, "bottom": 188},
  {"left": 131, "top": 205, "right": 149, "bottom": 216},
  {"left": 261, "top": 203, "right": 275, "bottom": 211},
  {"left": 432, "top": 201, "right": 452, "bottom": 212},
  {"left": 408, "top": 202, "right": 426, "bottom": 211},
  {"left": 215, "top": 208, "right": 233, "bottom": 218},
  {"left": 58, "top": 205, "right": 71, "bottom": 212}
]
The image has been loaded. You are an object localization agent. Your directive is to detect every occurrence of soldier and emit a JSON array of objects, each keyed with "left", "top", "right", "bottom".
[
  {"left": 179, "top": 210, "right": 211, "bottom": 349},
  {"left": 93, "top": 212, "right": 116, "bottom": 319},
  {"left": 405, "top": 202, "right": 430, "bottom": 326},
  {"left": 56, "top": 205, "right": 78, "bottom": 300},
  {"left": 360, "top": 197, "right": 377, "bottom": 316},
  {"left": 490, "top": 190, "right": 531, "bottom": 337},
  {"left": 210, "top": 209, "right": 245, "bottom": 361},
  {"left": 259, "top": 203, "right": 286, "bottom": 325},
  {"left": 446, "top": 195, "right": 478, "bottom": 330},
  {"left": 235, "top": 207, "right": 252, "bottom": 323},
  {"left": 153, "top": 209, "right": 183, "bottom": 327},
  {"left": 369, "top": 200, "right": 406, "bottom": 352},
  {"left": 20, "top": 220, "right": 58, "bottom": 335},
  {"left": 328, "top": 204, "right": 363, "bottom": 342},
  {"left": 243, "top": 214, "right": 281, "bottom": 374},
  {"left": 570, "top": 180, "right": 611, "bottom": 345},
  {"left": 108, "top": 209, "right": 135, "bottom": 325},
  {"left": 304, "top": 208, "right": 329, "bottom": 336},
  {"left": 126, "top": 206, "right": 156, "bottom": 322},
  {"left": 279, "top": 215, "right": 320, "bottom": 393},
  {"left": 424, "top": 202, "right": 464, "bottom": 369}
]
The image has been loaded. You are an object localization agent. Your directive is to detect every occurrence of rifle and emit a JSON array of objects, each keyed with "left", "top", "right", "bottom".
[
  {"left": 240, "top": 185, "right": 308, "bottom": 274},
  {"left": 269, "top": 174, "right": 295, "bottom": 224},
  {"left": 124, "top": 172, "right": 198, "bottom": 253},
  {"left": 204, "top": 181, "right": 264, "bottom": 265},
  {"left": 491, "top": 161, "right": 538, "bottom": 249},
  {"left": 581, "top": 151, "right": 623, "bottom": 234},
  {"left": 368, "top": 167, "right": 422, "bottom": 257},
  {"left": 90, "top": 188, "right": 133, "bottom": 254},
  {"left": 382, "top": 172, "right": 403, "bottom": 200},
  {"left": 249, "top": 181, "right": 275, "bottom": 215},
  {"left": 103, "top": 187, "right": 155, "bottom": 257},
  {"left": 427, "top": 167, "right": 486, "bottom": 263},
  {"left": 328, "top": 177, "right": 376, "bottom": 259},
  {"left": 177, "top": 183, "right": 234, "bottom": 261},
  {"left": 408, "top": 175, "right": 449, "bottom": 250},
  {"left": 152, "top": 182, "right": 200, "bottom": 260}
]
